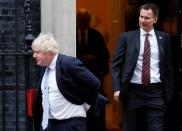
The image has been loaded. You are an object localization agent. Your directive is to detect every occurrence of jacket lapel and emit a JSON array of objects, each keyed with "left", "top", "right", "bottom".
[
  {"left": 56, "top": 54, "right": 62, "bottom": 88},
  {"left": 155, "top": 31, "right": 165, "bottom": 59},
  {"left": 135, "top": 29, "right": 141, "bottom": 54}
]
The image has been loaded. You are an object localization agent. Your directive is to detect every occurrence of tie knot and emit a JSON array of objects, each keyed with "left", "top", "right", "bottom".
[{"left": 145, "top": 33, "right": 150, "bottom": 37}]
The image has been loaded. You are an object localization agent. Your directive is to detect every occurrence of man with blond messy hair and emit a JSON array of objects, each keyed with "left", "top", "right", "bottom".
[{"left": 32, "top": 33, "right": 100, "bottom": 131}]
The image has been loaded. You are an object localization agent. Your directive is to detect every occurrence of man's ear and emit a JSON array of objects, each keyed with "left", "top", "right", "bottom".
[{"left": 154, "top": 17, "right": 158, "bottom": 24}]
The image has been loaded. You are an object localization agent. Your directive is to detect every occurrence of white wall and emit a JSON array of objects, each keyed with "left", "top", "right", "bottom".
[{"left": 41, "top": 0, "right": 76, "bottom": 56}]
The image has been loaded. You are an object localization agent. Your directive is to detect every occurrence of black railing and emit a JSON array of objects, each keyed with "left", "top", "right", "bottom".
[{"left": 0, "top": 0, "right": 39, "bottom": 131}]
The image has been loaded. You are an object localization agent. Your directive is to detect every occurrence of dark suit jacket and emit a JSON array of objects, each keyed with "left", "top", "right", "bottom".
[
  {"left": 33, "top": 54, "right": 100, "bottom": 131},
  {"left": 76, "top": 28, "right": 110, "bottom": 81},
  {"left": 112, "top": 29, "right": 174, "bottom": 104}
]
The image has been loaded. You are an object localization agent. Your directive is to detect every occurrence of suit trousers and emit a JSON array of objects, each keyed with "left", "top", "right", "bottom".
[
  {"left": 40, "top": 117, "right": 86, "bottom": 131},
  {"left": 122, "top": 83, "right": 166, "bottom": 131}
]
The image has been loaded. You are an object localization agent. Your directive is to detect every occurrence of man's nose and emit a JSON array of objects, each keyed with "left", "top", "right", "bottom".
[{"left": 33, "top": 53, "right": 36, "bottom": 58}]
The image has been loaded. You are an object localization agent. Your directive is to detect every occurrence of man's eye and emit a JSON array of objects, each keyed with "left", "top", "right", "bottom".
[{"left": 34, "top": 51, "right": 40, "bottom": 54}]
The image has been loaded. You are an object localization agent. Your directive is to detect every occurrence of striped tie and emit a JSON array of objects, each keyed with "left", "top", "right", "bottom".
[{"left": 142, "top": 33, "right": 150, "bottom": 86}]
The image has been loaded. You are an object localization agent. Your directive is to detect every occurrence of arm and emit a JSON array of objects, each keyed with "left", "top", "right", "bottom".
[
  {"left": 81, "top": 29, "right": 110, "bottom": 78},
  {"left": 164, "top": 34, "right": 175, "bottom": 102},
  {"left": 112, "top": 33, "right": 126, "bottom": 102},
  {"left": 69, "top": 59, "right": 101, "bottom": 105}
]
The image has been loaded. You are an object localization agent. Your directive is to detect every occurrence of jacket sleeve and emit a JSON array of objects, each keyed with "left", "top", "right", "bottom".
[
  {"left": 69, "top": 59, "right": 101, "bottom": 105},
  {"left": 112, "top": 33, "right": 126, "bottom": 92}
]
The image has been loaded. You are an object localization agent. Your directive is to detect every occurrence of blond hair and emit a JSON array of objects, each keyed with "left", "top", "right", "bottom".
[{"left": 31, "top": 33, "right": 59, "bottom": 54}]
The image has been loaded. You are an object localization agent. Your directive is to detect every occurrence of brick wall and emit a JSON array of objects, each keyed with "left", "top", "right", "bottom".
[{"left": 0, "top": 0, "right": 40, "bottom": 131}]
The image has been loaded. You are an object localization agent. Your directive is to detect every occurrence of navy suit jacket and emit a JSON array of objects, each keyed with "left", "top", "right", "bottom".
[
  {"left": 33, "top": 54, "right": 100, "bottom": 131},
  {"left": 112, "top": 29, "right": 174, "bottom": 104}
]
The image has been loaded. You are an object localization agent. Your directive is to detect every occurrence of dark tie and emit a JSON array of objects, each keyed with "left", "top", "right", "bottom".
[
  {"left": 142, "top": 33, "right": 150, "bottom": 86},
  {"left": 42, "top": 67, "right": 50, "bottom": 129},
  {"left": 80, "top": 30, "right": 86, "bottom": 49}
]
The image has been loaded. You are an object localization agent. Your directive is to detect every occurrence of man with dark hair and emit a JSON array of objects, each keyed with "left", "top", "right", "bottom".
[
  {"left": 76, "top": 9, "right": 110, "bottom": 131},
  {"left": 112, "top": 3, "right": 174, "bottom": 131}
]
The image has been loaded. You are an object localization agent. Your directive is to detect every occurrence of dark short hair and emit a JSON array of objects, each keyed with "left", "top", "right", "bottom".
[
  {"left": 139, "top": 3, "right": 159, "bottom": 17},
  {"left": 76, "top": 8, "right": 92, "bottom": 21}
]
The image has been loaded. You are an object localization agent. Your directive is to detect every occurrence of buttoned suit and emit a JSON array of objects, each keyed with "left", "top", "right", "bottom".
[
  {"left": 112, "top": 29, "right": 174, "bottom": 131},
  {"left": 33, "top": 54, "right": 100, "bottom": 131}
]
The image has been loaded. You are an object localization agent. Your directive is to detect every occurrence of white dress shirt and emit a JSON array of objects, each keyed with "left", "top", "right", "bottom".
[
  {"left": 130, "top": 28, "right": 161, "bottom": 84},
  {"left": 41, "top": 54, "right": 86, "bottom": 120}
]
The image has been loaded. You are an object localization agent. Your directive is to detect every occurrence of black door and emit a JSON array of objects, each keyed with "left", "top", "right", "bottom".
[{"left": 0, "top": 0, "right": 40, "bottom": 131}]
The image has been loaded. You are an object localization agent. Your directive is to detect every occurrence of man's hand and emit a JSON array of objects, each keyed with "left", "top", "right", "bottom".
[
  {"left": 84, "top": 103, "right": 91, "bottom": 112},
  {"left": 114, "top": 91, "right": 120, "bottom": 102}
]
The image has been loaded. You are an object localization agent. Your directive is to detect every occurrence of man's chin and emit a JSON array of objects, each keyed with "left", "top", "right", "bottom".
[{"left": 36, "top": 62, "right": 41, "bottom": 66}]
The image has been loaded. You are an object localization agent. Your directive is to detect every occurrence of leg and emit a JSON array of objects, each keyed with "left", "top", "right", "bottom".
[
  {"left": 146, "top": 107, "right": 166, "bottom": 131},
  {"left": 122, "top": 106, "right": 139, "bottom": 131},
  {"left": 46, "top": 117, "right": 87, "bottom": 131},
  {"left": 86, "top": 107, "right": 97, "bottom": 131},
  {"left": 96, "top": 105, "right": 106, "bottom": 131}
]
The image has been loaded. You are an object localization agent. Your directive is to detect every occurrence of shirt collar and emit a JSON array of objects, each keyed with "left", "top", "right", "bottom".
[
  {"left": 140, "top": 28, "right": 155, "bottom": 36},
  {"left": 78, "top": 29, "right": 88, "bottom": 34},
  {"left": 48, "top": 53, "right": 58, "bottom": 70}
]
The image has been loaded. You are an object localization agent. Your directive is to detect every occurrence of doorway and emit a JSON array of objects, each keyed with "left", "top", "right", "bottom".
[{"left": 76, "top": 0, "right": 182, "bottom": 130}]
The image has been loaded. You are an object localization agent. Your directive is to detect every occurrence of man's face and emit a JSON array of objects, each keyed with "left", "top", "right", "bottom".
[
  {"left": 33, "top": 51, "right": 51, "bottom": 67},
  {"left": 77, "top": 13, "right": 91, "bottom": 31},
  {"left": 139, "top": 8, "right": 158, "bottom": 32}
]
